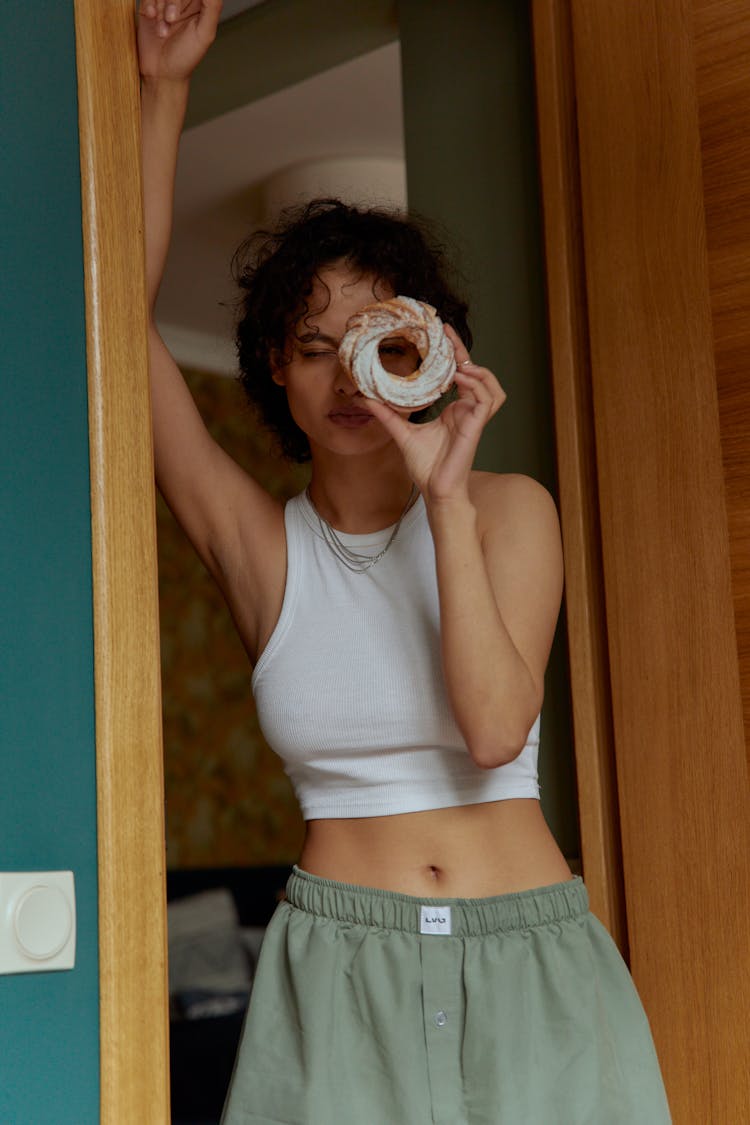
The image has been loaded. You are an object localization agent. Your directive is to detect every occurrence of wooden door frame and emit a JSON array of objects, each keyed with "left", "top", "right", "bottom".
[
  {"left": 74, "top": 2, "right": 622, "bottom": 1111},
  {"left": 74, "top": 2, "right": 170, "bottom": 1121},
  {"left": 74, "top": 1, "right": 750, "bottom": 1120},
  {"left": 532, "top": 1, "right": 750, "bottom": 1119},
  {"left": 531, "top": 0, "right": 627, "bottom": 950}
]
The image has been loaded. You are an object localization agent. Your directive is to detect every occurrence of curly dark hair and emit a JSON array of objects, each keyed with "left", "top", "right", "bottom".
[{"left": 232, "top": 198, "right": 472, "bottom": 462}]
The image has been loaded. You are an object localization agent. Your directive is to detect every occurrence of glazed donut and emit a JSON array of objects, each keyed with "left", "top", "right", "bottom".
[{"left": 338, "top": 296, "right": 456, "bottom": 409}]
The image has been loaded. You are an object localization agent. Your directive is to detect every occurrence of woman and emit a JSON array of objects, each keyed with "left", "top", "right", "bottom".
[{"left": 139, "top": 3, "right": 670, "bottom": 1122}]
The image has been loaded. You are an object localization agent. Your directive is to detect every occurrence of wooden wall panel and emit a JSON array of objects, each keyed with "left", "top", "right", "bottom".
[
  {"left": 531, "top": 0, "right": 626, "bottom": 951},
  {"left": 553, "top": 1, "right": 750, "bottom": 1119},
  {"left": 694, "top": 0, "right": 750, "bottom": 763},
  {"left": 74, "top": 1, "right": 170, "bottom": 1121}
]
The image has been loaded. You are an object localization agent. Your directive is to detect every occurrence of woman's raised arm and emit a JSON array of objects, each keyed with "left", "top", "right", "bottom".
[
  {"left": 137, "top": 1, "right": 283, "bottom": 632},
  {"left": 139, "top": 1, "right": 221, "bottom": 306}
]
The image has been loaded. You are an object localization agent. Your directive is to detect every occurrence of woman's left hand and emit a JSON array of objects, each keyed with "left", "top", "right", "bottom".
[{"left": 365, "top": 325, "right": 507, "bottom": 502}]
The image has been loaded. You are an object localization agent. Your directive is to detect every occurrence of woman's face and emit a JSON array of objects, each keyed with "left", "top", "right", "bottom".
[{"left": 271, "top": 263, "right": 417, "bottom": 457}]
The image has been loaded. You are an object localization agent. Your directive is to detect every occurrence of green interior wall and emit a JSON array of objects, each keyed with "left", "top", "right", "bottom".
[
  {"left": 185, "top": 0, "right": 579, "bottom": 859},
  {"left": 186, "top": 0, "right": 398, "bottom": 127},
  {"left": 398, "top": 0, "right": 578, "bottom": 855},
  {"left": 0, "top": 4, "right": 100, "bottom": 1122}
]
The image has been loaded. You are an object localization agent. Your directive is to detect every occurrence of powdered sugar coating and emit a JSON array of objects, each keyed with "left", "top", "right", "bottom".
[{"left": 339, "top": 296, "right": 456, "bottom": 409}]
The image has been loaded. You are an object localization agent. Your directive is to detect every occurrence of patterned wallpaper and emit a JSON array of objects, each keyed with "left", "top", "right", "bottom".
[{"left": 158, "top": 368, "right": 308, "bottom": 868}]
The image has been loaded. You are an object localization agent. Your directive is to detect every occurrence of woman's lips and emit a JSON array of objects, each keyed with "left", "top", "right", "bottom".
[{"left": 328, "top": 408, "right": 373, "bottom": 428}]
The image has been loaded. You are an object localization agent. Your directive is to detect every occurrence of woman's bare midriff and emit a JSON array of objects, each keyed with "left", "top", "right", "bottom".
[{"left": 299, "top": 798, "right": 573, "bottom": 898}]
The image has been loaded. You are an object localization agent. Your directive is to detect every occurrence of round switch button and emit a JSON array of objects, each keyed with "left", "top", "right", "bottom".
[{"left": 14, "top": 885, "right": 73, "bottom": 960}]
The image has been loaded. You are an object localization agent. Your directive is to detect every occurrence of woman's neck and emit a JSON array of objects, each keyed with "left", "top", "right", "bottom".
[{"left": 307, "top": 450, "right": 415, "bottom": 533}]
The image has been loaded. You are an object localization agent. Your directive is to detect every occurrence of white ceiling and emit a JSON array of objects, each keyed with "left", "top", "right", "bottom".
[{"left": 156, "top": 41, "right": 405, "bottom": 374}]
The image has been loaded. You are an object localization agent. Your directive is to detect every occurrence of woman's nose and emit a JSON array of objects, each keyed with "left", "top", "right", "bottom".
[{"left": 333, "top": 360, "right": 362, "bottom": 396}]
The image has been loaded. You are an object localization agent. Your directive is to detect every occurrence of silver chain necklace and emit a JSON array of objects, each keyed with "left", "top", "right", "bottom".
[{"left": 308, "top": 486, "right": 418, "bottom": 573}]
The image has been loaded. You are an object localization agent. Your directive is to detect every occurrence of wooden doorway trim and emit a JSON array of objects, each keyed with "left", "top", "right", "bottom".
[
  {"left": 533, "top": 0, "right": 750, "bottom": 1118},
  {"left": 74, "top": 2, "right": 170, "bottom": 1121},
  {"left": 531, "top": 0, "right": 626, "bottom": 950}
]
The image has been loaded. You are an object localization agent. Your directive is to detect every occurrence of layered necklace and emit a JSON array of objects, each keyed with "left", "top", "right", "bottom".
[{"left": 307, "top": 485, "right": 418, "bottom": 574}]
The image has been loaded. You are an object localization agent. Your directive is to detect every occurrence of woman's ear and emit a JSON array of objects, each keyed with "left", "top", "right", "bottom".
[{"left": 270, "top": 350, "right": 286, "bottom": 387}]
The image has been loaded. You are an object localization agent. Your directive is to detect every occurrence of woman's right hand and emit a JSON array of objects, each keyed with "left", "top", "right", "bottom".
[{"left": 137, "top": 0, "right": 222, "bottom": 83}]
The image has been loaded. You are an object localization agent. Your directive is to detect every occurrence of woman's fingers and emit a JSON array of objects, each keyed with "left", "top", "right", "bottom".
[
  {"left": 444, "top": 323, "right": 480, "bottom": 376},
  {"left": 139, "top": 0, "right": 172, "bottom": 39},
  {"left": 138, "top": 0, "right": 221, "bottom": 72},
  {"left": 444, "top": 323, "right": 506, "bottom": 415},
  {"left": 452, "top": 362, "right": 507, "bottom": 425},
  {"left": 197, "top": 0, "right": 224, "bottom": 31},
  {"left": 364, "top": 398, "right": 413, "bottom": 445},
  {"left": 139, "top": 0, "right": 219, "bottom": 29},
  {"left": 444, "top": 323, "right": 468, "bottom": 365},
  {"left": 455, "top": 365, "right": 506, "bottom": 411}
]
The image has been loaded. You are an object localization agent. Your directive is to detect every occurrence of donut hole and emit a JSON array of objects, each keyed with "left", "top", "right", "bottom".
[{"left": 377, "top": 335, "right": 423, "bottom": 380}]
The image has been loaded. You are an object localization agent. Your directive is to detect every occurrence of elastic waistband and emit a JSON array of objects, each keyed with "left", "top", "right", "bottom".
[{"left": 286, "top": 867, "right": 588, "bottom": 937}]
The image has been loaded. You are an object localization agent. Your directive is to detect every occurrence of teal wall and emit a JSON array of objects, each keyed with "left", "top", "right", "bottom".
[
  {"left": 0, "top": 4, "right": 100, "bottom": 1122},
  {"left": 399, "top": 0, "right": 578, "bottom": 856}
]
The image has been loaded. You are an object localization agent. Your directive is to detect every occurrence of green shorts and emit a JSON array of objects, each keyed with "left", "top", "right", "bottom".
[{"left": 221, "top": 868, "right": 670, "bottom": 1124}]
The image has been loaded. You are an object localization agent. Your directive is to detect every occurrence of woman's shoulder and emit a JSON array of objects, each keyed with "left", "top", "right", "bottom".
[
  {"left": 468, "top": 470, "right": 564, "bottom": 594},
  {"left": 469, "top": 470, "right": 562, "bottom": 568},
  {"left": 469, "top": 470, "right": 559, "bottom": 528}
]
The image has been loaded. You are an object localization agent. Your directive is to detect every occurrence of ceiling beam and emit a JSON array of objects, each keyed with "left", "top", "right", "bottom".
[{"left": 186, "top": 0, "right": 398, "bottom": 128}]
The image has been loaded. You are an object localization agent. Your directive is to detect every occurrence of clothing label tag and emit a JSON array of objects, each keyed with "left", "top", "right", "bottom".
[{"left": 420, "top": 905, "right": 452, "bottom": 936}]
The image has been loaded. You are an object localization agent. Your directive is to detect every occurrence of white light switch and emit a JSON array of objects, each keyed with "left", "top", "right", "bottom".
[{"left": 0, "top": 872, "right": 76, "bottom": 974}]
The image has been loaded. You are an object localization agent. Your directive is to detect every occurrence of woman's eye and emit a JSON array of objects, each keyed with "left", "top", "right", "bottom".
[
  {"left": 377, "top": 340, "right": 421, "bottom": 377},
  {"left": 302, "top": 350, "right": 336, "bottom": 360}
]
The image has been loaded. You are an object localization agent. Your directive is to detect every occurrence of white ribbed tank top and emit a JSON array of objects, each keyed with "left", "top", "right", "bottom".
[{"left": 252, "top": 491, "right": 541, "bottom": 820}]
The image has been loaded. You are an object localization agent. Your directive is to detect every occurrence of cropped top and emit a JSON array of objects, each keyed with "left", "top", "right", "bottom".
[{"left": 251, "top": 491, "right": 541, "bottom": 819}]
